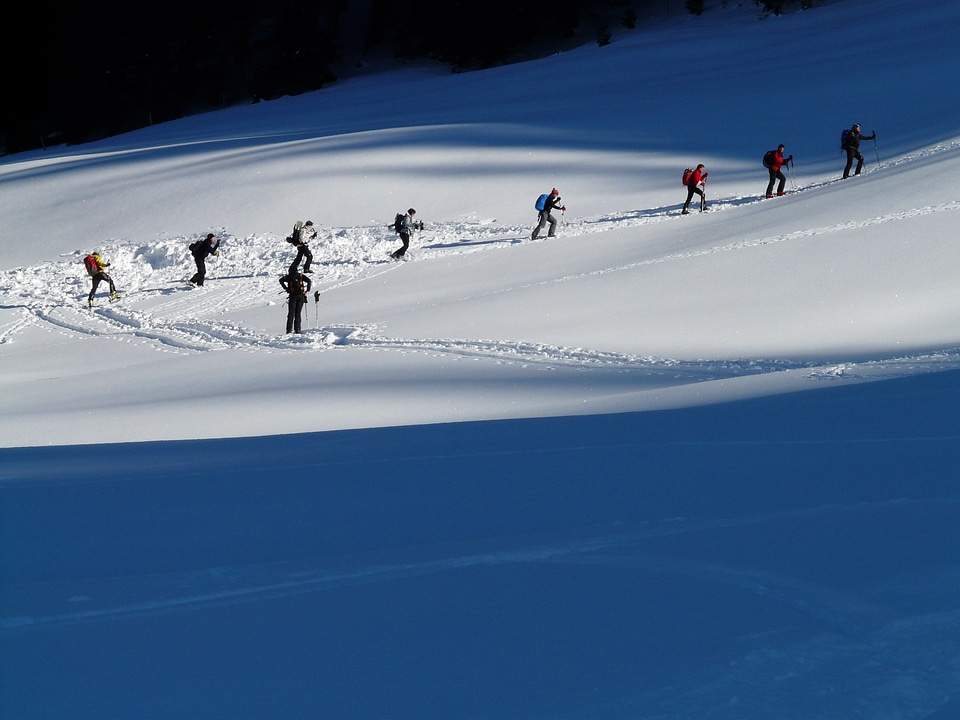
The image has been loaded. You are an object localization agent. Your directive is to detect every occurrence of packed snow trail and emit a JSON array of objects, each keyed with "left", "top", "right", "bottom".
[{"left": 3, "top": 155, "right": 960, "bottom": 383}]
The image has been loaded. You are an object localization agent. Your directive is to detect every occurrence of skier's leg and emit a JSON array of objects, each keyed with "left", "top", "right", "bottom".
[
  {"left": 531, "top": 212, "right": 546, "bottom": 239},
  {"left": 766, "top": 170, "right": 776, "bottom": 197},
  {"left": 294, "top": 296, "right": 305, "bottom": 333},
  {"left": 547, "top": 213, "right": 558, "bottom": 237},
  {"left": 286, "top": 296, "right": 295, "bottom": 333},
  {"left": 88, "top": 274, "right": 101, "bottom": 302}
]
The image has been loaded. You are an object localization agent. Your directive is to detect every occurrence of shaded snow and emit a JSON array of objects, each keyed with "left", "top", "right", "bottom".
[{"left": 2, "top": 0, "right": 960, "bottom": 717}]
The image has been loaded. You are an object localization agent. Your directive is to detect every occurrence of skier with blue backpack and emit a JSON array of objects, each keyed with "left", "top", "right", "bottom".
[{"left": 531, "top": 188, "right": 566, "bottom": 239}]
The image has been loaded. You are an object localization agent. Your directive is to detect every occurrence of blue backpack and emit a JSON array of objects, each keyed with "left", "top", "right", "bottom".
[{"left": 535, "top": 193, "right": 549, "bottom": 211}]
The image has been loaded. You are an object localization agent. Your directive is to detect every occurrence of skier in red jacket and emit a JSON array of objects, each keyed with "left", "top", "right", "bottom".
[
  {"left": 682, "top": 164, "right": 708, "bottom": 214},
  {"left": 765, "top": 144, "right": 793, "bottom": 198}
]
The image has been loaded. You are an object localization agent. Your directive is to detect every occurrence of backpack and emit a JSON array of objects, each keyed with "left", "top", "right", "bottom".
[
  {"left": 840, "top": 128, "right": 851, "bottom": 150},
  {"left": 534, "top": 193, "right": 549, "bottom": 211},
  {"left": 286, "top": 220, "right": 303, "bottom": 244},
  {"left": 762, "top": 150, "right": 776, "bottom": 168},
  {"left": 83, "top": 254, "right": 99, "bottom": 275},
  {"left": 392, "top": 213, "right": 404, "bottom": 232},
  {"left": 682, "top": 168, "right": 694, "bottom": 186},
  {"left": 284, "top": 272, "right": 306, "bottom": 294}
]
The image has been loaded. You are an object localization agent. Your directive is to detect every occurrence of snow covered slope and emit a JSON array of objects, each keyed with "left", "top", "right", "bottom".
[
  {"left": 2, "top": 0, "right": 960, "bottom": 446},
  {"left": 3, "top": 2, "right": 960, "bottom": 718}
]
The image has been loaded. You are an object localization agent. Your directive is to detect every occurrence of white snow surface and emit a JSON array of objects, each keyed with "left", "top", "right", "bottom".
[
  {"left": 3, "top": 1, "right": 960, "bottom": 718},
  {"left": 3, "top": 0, "right": 959, "bottom": 447}
]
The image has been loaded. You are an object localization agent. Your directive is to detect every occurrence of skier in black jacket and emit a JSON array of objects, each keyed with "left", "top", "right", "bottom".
[
  {"left": 189, "top": 233, "right": 220, "bottom": 286},
  {"left": 280, "top": 264, "right": 313, "bottom": 334},
  {"left": 842, "top": 123, "right": 876, "bottom": 179}
]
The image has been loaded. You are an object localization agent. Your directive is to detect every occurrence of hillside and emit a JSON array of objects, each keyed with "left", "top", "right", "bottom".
[
  {"left": 2, "top": 0, "right": 960, "bottom": 446},
  {"left": 2, "top": 1, "right": 960, "bottom": 716}
]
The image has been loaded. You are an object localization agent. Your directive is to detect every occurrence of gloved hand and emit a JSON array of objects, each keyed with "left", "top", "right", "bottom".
[{"left": 560, "top": 206, "right": 567, "bottom": 212}]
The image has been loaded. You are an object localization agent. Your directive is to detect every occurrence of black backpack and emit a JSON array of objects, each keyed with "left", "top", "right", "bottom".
[
  {"left": 392, "top": 213, "right": 404, "bottom": 233},
  {"left": 840, "top": 128, "right": 851, "bottom": 151},
  {"left": 762, "top": 150, "right": 776, "bottom": 168}
]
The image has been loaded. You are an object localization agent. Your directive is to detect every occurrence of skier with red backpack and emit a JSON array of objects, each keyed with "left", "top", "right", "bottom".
[
  {"left": 681, "top": 164, "right": 708, "bottom": 214},
  {"left": 763, "top": 144, "right": 793, "bottom": 198},
  {"left": 83, "top": 252, "right": 119, "bottom": 307}
]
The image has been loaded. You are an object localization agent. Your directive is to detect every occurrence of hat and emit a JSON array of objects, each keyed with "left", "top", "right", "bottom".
[
  {"left": 305, "top": 220, "right": 313, "bottom": 226},
  {"left": 408, "top": 208, "right": 416, "bottom": 215}
]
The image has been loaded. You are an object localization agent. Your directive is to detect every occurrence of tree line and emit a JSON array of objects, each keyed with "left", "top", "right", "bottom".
[{"left": 1, "top": 0, "right": 818, "bottom": 156}]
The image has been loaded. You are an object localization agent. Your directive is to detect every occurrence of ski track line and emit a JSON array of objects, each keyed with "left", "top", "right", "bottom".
[
  {"left": 3, "top": 495, "right": 957, "bottom": 631},
  {"left": 343, "top": 199, "right": 960, "bottom": 321},
  {"left": 3, "top": 175, "right": 959, "bottom": 372},
  {"left": 634, "top": 610, "right": 960, "bottom": 719}
]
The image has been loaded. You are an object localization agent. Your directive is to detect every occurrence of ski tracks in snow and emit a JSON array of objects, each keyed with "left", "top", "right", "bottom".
[{"left": 3, "top": 171, "right": 960, "bottom": 380}]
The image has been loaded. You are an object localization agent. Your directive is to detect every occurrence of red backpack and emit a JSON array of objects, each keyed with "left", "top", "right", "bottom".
[
  {"left": 83, "top": 254, "right": 99, "bottom": 275},
  {"left": 682, "top": 168, "right": 694, "bottom": 186}
]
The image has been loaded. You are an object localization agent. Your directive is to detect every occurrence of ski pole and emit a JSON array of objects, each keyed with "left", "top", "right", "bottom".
[
  {"left": 314, "top": 291, "right": 320, "bottom": 329},
  {"left": 873, "top": 132, "right": 881, "bottom": 169}
]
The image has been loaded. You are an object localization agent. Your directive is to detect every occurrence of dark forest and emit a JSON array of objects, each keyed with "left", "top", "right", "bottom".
[{"left": 1, "top": 0, "right": 809, "bottom": 155}]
